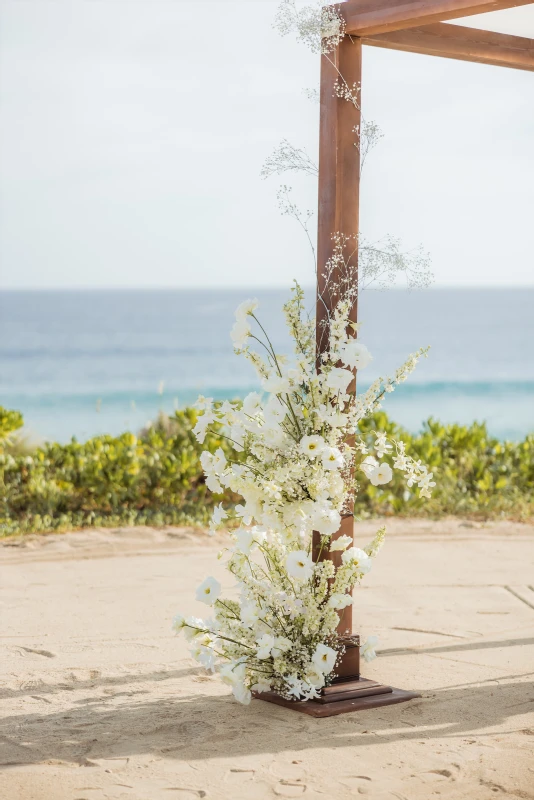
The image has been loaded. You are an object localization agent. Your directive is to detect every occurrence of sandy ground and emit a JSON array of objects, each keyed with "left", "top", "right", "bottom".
[{"left": 1, "top": 518, "right": 533, "bottom": 800}]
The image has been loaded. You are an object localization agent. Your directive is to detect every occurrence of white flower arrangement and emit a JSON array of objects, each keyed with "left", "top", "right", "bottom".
[{"left": 174, "top": 283, "right": 433, "bottom": 705}]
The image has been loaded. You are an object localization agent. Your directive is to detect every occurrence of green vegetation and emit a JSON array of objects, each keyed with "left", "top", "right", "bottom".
[{"left": 1, "top": 406, "right": 532, "bottom": 536}]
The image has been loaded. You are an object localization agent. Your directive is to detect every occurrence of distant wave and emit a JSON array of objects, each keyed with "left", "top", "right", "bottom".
[{"left": 4, "top": 380, "right": 534, "bottom": 406}]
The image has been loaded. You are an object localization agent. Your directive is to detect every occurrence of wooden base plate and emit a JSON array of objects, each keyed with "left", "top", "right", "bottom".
[{"left": 254, "top": 678, "right": 420, "bottom": 718}]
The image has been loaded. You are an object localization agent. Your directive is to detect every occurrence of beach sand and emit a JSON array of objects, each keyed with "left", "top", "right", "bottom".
[{"left": 1, "top": 519, "right": 533, "bottom": 800}]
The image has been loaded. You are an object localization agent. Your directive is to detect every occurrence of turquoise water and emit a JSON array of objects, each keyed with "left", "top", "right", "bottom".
[{"left": 1, "top": 288, "right": 533, "bottom": 442}]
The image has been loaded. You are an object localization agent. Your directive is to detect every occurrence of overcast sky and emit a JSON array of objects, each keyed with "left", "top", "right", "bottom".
[{"left": 0, "top": 0, "right": 533, "bottom": 289}]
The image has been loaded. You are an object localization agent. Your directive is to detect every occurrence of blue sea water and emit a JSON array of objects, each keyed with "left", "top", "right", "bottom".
[{"left": 0, "top": 288, "right": 533, "bottom": 443}]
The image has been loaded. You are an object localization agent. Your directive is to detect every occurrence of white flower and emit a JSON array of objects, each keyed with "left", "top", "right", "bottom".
[
  {"left": 235, "top": 503, "right": 253, "bottom": 525},
  {"left": 240, "top": 602, "right": 259, "bottom": 627},
  {"left": 322, "top": 446, "right": 344, "bottom": 470},
  {"left": 286, "top": 550, "right": 314, "bottom": 581},
  {"left": 369, "top": 463, "right": 393, "bottom": 486},
  {"left": 327, "top": 593, "right": 353, "bottom": 609},
  {"left": 205, "top": 474, "right": 223, "bottom": 493},
  {"left": 360, "top": 455, "right": 378, "bottom": 478},
  {"left": 251, "top": 679, "right": 272, "bottom": 694},
  {"left": 242, "top": 391, "right": 262, "bottom": 417},
  {"left": 172, "top": 614, "right": 186, "bottom": 632},
  {"left": 312, "top": 643, "right": 337, "bottom": 674},
  {"left": 256, "top": 633, "right": 276, "bottom": 659},
  {"left": 182, "top": 616, "right": 205, "bottom": 642},
  {"left": 212, "top": 503, "right": 228, "bottom": 526},
  {"left": 263, "top": 395, "right": 287, "bottom": 427},
  {"left": 235, "top": 528, "right": 254, "bottom": 555},
  {"left": 232, "top": 683, "right": 252, "bottom": 705},
  {"left": 361, "top": 635, "right": 379, "bottom": 663},
  {"left": 299, "top": 434, "right": 326, "bottom": 458},
  {"left": 272, "top": 636, "right": 293, "bottom": 657},
  {"left": 325, "top": 367, "right": 353, "bottom": 393},
  {"left": 220, "top": 662, "right": 246, "bottom": 686},
  {"left": 262, "top": 374, "right": 291, "bottom": 394},
  {"left": 375, "top": 432, "right": 393, "bottom": 459},
  {"left": 338, "top": 340, "right": 373, "bottom": 370},
  {"left": 310, "top": 505, "right": 341, "bottom": 537},
  {"left": 304, "top": 668, "right": 325, "bottom": 690},
  {"left": 329, "top": 534, "right": 353, "bottom": 552},
  {"left": 235, "top": 298, "right": 258, "bottom": 321},
  {"left": 341, "top": 547, "right": 372, "bottom": 574},
  {"left": 231, "top": 318, "right": 251, "bottom": 349},
  {"left": 195, "top": 576, "right": 221, "bottom": 605}
]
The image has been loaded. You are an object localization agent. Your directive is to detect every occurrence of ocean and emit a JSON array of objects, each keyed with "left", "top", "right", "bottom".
[{"left": 1, "top": 288, "right": 533, "bottom": 443}]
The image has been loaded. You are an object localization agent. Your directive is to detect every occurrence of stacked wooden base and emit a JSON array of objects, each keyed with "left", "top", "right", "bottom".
[{"left": 255, "top": 677, "right": 420, "bottom": 718}]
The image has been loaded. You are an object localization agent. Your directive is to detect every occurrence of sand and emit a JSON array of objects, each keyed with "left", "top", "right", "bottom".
[{"left": 1, "top": 518, "right": 533, "bottom": 800}]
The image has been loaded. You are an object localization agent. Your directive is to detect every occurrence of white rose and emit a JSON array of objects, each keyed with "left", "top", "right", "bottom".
[{"left": 311, "top": 505, "right": 341, "bottom": 537}]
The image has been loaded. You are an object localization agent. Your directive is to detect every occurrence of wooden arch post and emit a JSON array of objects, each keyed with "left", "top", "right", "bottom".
[{"left": 261, "top": 0, "right": 534, "bottom": 716}]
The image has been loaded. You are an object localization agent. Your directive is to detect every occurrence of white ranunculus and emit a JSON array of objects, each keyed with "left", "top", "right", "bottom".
[
  {"left": 235, "top": 298, "right": 258, "bottom": 321},
  {"left": 329, "top": 534, "right": 353, "bottom": 552},
  {"left": 312, "top": 643, "right": 337, "bottom": 674},
  {"left": 311, "top": 505, "right": 341, "bottom": 537},
  {"left": 256, "top": 633, "right": 276, "bottom": 659},
  {"left": 230, "top": 318, "right": 251, "bottom": 349},
  {"left": 322, "top": 446, "right": 344, "bottom": 470},
  {"left": 361, "top": 635, "right": 379, "bottom": 663},
  {"left": 327, "top": 593, "right": 353, "bottom": 609},
  {"left": 195, "top": 576, "right": 221, "bottom": 605},
  {"left": 341, "top": 547, "right": 372, "bottom": 574},
  {"left": 262, "top": 374, "right": 291, "bottom": 394},
  {"left": 369, "top": 463, "right": 393, "bottom": 486},
  {"left": 338, "top": 340, "right": 373, "bottom": 370},
  {"left": 299, "top": 434, "right": 326, "bottom": 459},
  {"left": 286, "top": 550, "right": 314, "bottom": 581},
  {"left": 325, "top": 367, "right": 353, "bottom": 394}
]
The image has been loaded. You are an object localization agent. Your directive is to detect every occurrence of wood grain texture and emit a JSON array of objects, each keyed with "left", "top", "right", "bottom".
[
  {"left": 340, "top": 0, "right": 534, "bottom": 36},
  {"left": 255, "top": 685, "right": 421, "bottom": 717},
  {"left": 362, "top": 22, "right": 534, "bottom": 71},
  {"left": 315, "top": 36, "right": 362, "bottom": 635}
]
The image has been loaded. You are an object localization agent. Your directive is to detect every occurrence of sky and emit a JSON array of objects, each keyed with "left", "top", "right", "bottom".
[{"left": 0, "top": 0, "right": 533, "bottom": 290}]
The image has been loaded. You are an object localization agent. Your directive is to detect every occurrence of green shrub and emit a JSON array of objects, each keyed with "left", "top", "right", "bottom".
[{"left": 0, "top": 406, "right": 532, "bottom": 536}]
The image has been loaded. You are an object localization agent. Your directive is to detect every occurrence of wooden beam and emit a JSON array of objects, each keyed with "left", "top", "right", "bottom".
[
  {"left": 315, "top": 35, "right": 362, "bottom": 635},
  {"left": 362, "top": 22, "right": 534, "bottom": 71},
  {"left": 340, "top": 0, "right": 534, "bottom": 36}
]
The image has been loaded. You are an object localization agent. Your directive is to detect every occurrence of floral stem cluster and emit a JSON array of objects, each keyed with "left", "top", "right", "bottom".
[{"left": 174, "top": 287, "right": 433, "bottom": 704}]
